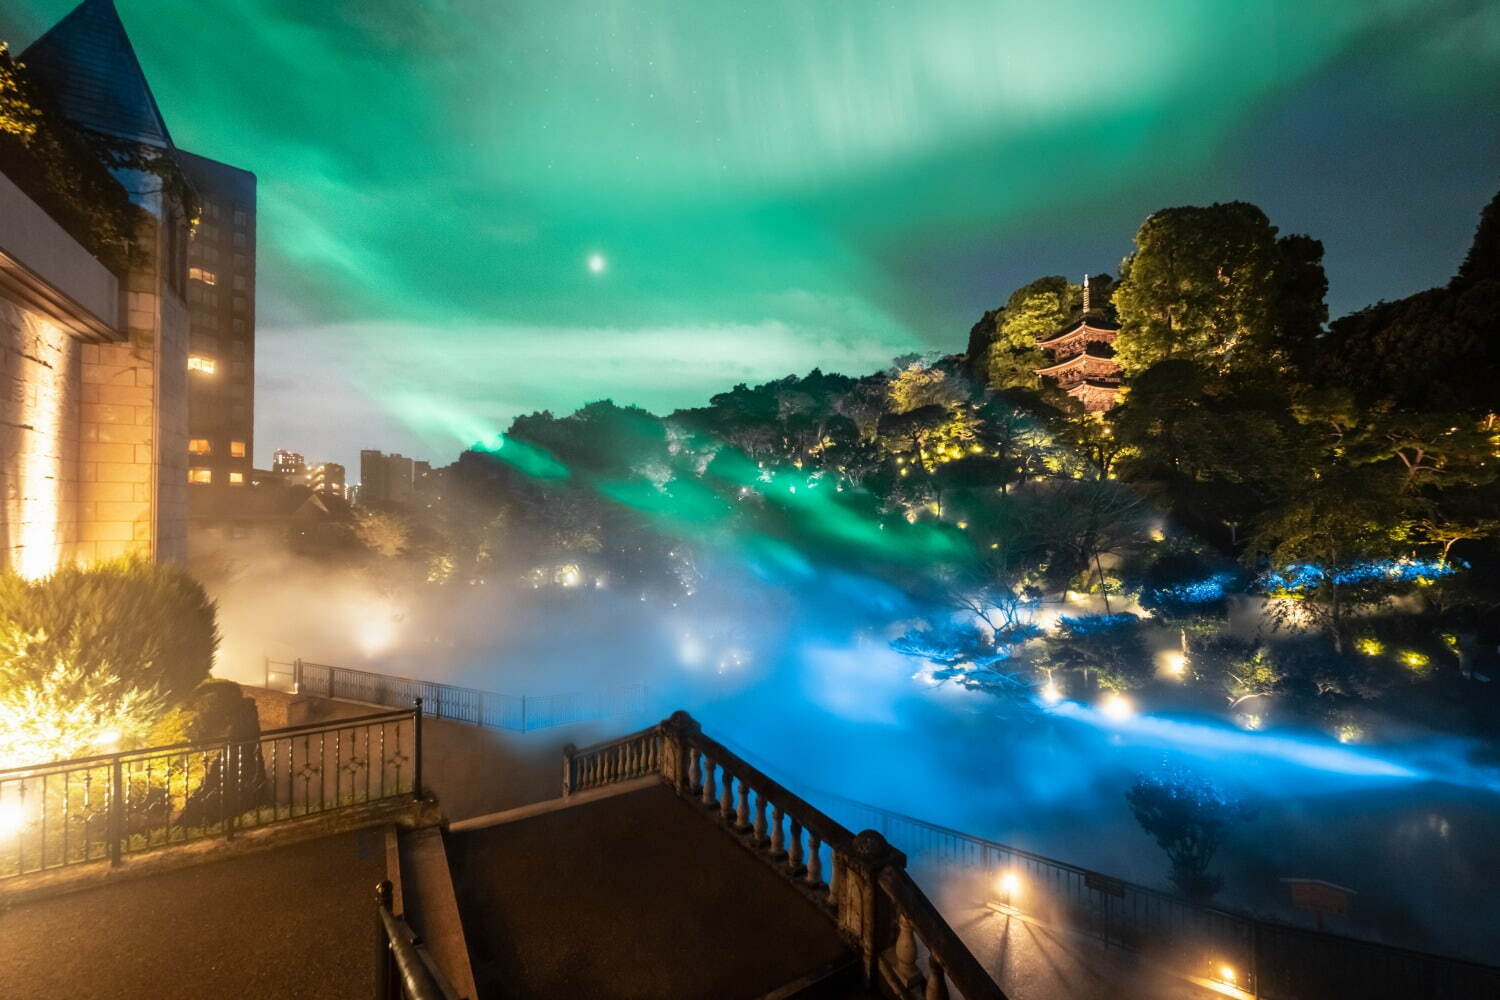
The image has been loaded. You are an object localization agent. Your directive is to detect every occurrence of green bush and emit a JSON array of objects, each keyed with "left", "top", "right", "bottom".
[{"left": 0, "top": 557, "right": 218, "bottom": 703}]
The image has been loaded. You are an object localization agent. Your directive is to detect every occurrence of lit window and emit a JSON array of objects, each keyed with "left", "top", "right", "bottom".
[
  {"left": 189, "top": 266, "right": 217, "bottom": 285},
  {"left": 188, "top": 468, "right": 212, "bottom": 484},
  {"left": 188, "top": 355, "right": 216, "bottom": 374},
  {"left": 229, "top": 441, "right": 246, "bottom": 458},
  {"left": 228, "top": 472, "right": 245, "bottom": 485},
  {"left": 188, "top": 438, "right": 212, "bottom": 455}
]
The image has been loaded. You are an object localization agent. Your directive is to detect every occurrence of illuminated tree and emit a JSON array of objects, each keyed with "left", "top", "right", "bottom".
[
  {"left": 353, "top": 507, "right": 412, "bottom": 558},
  {"left": 1126, "top": 772, "right": 1252, "bottom": 902},
  {"left": 0, "top": 559, "right": 217, "bottom": 767},
  {"left": 981, "top": 276, "right": 1072, "bottom": 389},
  {"left": 1113, "top": 202, "right": 1326, "bottom": 377}
]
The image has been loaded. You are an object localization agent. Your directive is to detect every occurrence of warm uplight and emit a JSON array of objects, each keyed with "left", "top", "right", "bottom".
[
  {"left": 0, "top": 800, "right": 23, "bottom": 836},
  {"left": 1040, "top": 681, "right": 1063, "bottom": 705},
  {"left": 1217, "top": 964, "right": 1237, "bottom": 984},
  {"left": 1162, "top": 651, "right": 1187, "bottom": 678},
  {"left": 1398, "top": 650, "right": 1430, "bottom": 670},
  {"left": 1099, "top": 693, "right": 1134, "bottom": 720}
]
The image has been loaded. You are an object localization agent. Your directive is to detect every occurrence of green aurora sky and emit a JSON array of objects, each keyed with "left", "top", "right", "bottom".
[{"left": 4, "top": 0, "right": 1498, "bottom": 470}]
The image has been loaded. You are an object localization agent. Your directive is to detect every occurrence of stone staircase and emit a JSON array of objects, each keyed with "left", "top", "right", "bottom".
[{"left": 391, "top": 712, "right": 1007, "bottom": 1000}]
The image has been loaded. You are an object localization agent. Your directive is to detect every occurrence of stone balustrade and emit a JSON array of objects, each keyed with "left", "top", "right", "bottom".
[{"left": 564, "top": 712, "right": 1008, "bottom": 1000}]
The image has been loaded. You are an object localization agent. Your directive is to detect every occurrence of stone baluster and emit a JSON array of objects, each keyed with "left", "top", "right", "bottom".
[
  {"left": 687, "top": 748, "right": 701, "bottom": 793},
  {"left": 563, "top": 744, "right": 576, "bottom": 796},
  {"left": 719, "top": 769, "right": 735, "bottom": 822},
  {"left": 895, "top": 913, "right": 922, "bottom": 990},
  {"left": 789, "top": 819, "right": 805, "bottom": 875},
  {"left": 753, "top": 794, "right": 768, "bottom": 845},
  {"left": 806, "top": 833, "right": 823, "bottom": 887},
  {"left": 734, "top": 778, "right": 751, "bottom": 831},
  {"left": 828, "top": 853, "right": 842, "bottom": 902},
  {"left": 770, "top": 804, "right": 786, "bottom": 858},
  {"left": 925, "top": 953, "right": 949, "bottom": 1000},
  {"left": 701, "top": 756, "right": 717, "bottom": 808},
  {"left": 605, "top": 748, "right": 615, "bottom": 783}
]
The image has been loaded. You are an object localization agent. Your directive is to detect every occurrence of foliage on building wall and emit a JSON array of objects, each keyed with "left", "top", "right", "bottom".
[{"left": 0, "top": 44, "right": 144, "bottom": 274}]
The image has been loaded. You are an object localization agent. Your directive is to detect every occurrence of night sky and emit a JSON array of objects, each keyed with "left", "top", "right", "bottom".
[{"left": 3, "top": 1, "right": 1497, "bottom": 472}]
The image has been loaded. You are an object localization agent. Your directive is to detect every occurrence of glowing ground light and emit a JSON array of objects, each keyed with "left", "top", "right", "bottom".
[
  {"left": 0, "top": 800, "right": 23, "bottom": 836},
  {"left": 587, "top": 252, "right": 607, "bottom": 274},
  {"left": 1162, "top": 651, "right": 1187, "bottom": 678},
  {"left": 988, "top": 870, "right": 1023, "bottom": 913},
  {"left": 1217, "top": 963, "right": 1238, "bottom": 985},
  {"left": 1099, "top": 693, "right": 1134, "bottom": 720},
  {"left": 1040, "top": 681, "right": 1063, "bottom": 705}
]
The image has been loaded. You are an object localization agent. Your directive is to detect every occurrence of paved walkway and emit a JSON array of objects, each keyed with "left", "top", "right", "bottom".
[
  {"left": 923, "top": 870, "right": 1219, "bottom": 1000},
  {"left": 447, "top": 782, "right": 858, "bottom": 1000},
  {"left": 0, "top": 829, "right": 389, "bottom": 1000}
]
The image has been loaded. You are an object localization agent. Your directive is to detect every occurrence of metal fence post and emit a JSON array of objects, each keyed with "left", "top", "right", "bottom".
[
  {"left": 108, "top": 756, "right": 124, "bottom": 867},
  {"left": 412, "top": 699, "right": 423, "bottom": 802},
  {"left": 375, "top": 879, "right": 394, "bottom": 1000}
]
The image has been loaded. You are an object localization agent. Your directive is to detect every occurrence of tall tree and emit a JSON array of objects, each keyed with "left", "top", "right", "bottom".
[{"left": 1113, "top": 202, "right": 1326, "bottom": 376}]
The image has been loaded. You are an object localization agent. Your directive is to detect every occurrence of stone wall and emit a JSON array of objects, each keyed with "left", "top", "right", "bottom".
[
  {"left": 0, "top": 168, "right": 189, "bottom": 574},
  {"left": 0, "top": 299, "right": 82, "bottom": 577}
]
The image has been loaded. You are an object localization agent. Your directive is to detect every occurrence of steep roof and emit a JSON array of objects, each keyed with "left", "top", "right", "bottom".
[
  {"left": 1035, "top": 351, "right": 1121, "bottom": 377},
  {"left": 1037, "top": 318, "right": 1120, "bottom": 349},
  {"left": 20, "top": 0, "right": 175, "bottom": 149}
]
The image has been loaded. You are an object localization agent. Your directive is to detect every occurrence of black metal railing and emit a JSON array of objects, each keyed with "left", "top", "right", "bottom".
[
  {"left": 815, "top": 789, "right": 1500, "bottom": 1000},
  {"left": 374, "top": 880, "right": 462, "bottom": 1000},
  {"left": 271, "top": 658, "right": 648, "bottom": 733},
  {"left": 0, "top": 706, "right": 421, "bottom": 881}
]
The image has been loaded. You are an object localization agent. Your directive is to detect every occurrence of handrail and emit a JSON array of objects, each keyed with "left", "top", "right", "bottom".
[
  {"left": 375, "top": 880, "right": 462, "bottom": 1000},
  {"left": 1, "top": 707, "right": 423, "bottom": 880},
  {"left": 879, "top": 865, "right": 1007, "bottom": 1000},
  {"left": 565, "top": 713, "right": 1008, "bottom": 1000},
  {"left": 0, "top": 706, "right": 416, "bottom": 778}
]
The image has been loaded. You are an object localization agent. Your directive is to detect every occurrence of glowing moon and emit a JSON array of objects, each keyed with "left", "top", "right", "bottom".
[{"left": 587, "top": 253, "right": 607, "bottom": 274}]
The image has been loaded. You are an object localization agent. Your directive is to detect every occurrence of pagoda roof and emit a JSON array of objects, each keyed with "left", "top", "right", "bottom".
[
  {"left": 21, "top": 0, "right": 175, "bottom": 149},
  {"left": 1035, "top": 351, "right": 1121, "bottom": 377},
  {"left": 1037, "top": 317, "right": 1120, "bottom": 348}
]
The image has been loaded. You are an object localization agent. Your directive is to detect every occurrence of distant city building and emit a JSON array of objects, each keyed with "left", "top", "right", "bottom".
[
  {"left": 1034, "top": 275, "right": 1123, "bottom": 412},
  {"left": 178, "top": 150, "right": 255, "bottom": 497},
  {"left": 272, "top": 449, "right": 306, "bottom": 476},
  {"left": 360, "top": 449, "right": 419, "bottom": 505},
  {"left": 310, "top": 462, "right": 345, "bottom": 496}
]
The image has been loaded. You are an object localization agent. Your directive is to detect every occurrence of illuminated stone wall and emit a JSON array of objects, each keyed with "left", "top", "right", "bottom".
[
  {"left": 0, "top": 299, "right": 83, "bottom": 577},
  {"left": 0, "top": 170, "right": 189, "bottom": 574}
]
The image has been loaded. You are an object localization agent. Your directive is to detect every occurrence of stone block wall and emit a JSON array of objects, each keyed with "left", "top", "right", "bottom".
[
  {"left": 0, "top": 298, "right": 82, "bottom": 577},
  {"left": 0, "top": 173, "right": 190, "bottom": 574}
]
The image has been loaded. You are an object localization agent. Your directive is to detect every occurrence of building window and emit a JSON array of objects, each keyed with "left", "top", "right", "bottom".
[
  {"left": 230, "top": 340, "right": 246, "bottom": 356},
  {"left": 229, "top": 440, "right": 247, "bottom": 458},
  {"left": 228, "top": 471, "right": 245, "bottom": 485},
  {"left": 189, "top": 266, "right": 216, "bottom": 285},
  {"left": 233, "top": 275, "right": 248, "bottom": 291},
  {"left": 232, "top": 232, "right": 247, "bottom": 248},
  {"left": 233, "top": 209, "right": 248, "bottom": 227},
  {"left": 188, "top": 355, "right": 216, "bottom": 374},
  {"left": 232, "top": 319, "right": 246, "bottom": 334},
  {"left": 188, "top": 468, "right": 212, "bottom": 484},
  {"left": 189, "top": 438, "right": 212, "bottom": 455},
  {"left": 233, "top": 295, "right": 248, "bottom": 312}
]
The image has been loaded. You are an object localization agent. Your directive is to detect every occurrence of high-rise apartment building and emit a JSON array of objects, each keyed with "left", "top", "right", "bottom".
[
  {"left": 359, "top": 449, "right": 418, "bottom": 505},
  {"left": 178, "top": 150, "right": 256, "bottom": 496}
]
